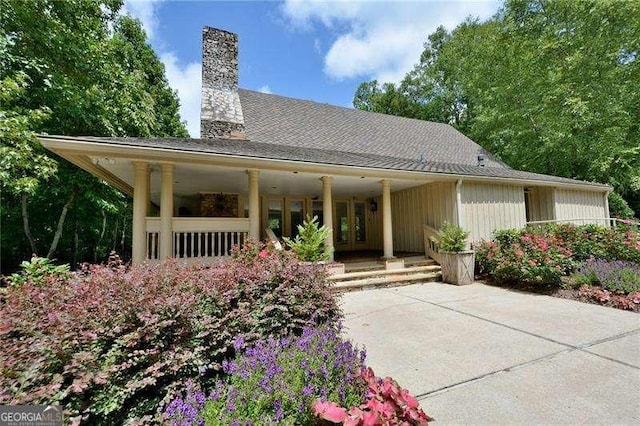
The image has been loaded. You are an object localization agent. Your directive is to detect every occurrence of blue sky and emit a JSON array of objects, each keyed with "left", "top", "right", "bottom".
[{"left": 123, "top": 1, "right": 501, "bottom": 136}]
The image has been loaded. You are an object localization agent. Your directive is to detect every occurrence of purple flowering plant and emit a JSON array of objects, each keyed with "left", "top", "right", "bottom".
[
  {"left": 572, "top": 258, "right": 640, "bottom": 294},
  {"left": 164, "top": 323, "right": 367, "bottom": 425}
]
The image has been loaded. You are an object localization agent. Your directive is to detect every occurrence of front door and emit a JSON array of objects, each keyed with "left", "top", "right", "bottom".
[{"left": 334, "top": 200, "right": 368, "bottom": 250}]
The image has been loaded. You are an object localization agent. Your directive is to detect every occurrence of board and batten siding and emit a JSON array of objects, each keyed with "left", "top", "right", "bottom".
[
  {"left": 390, "top": 181, "right": 457, "bottom": 252},
  {"left": 554, "top": 189, "right": 607, "bottom": 223},
  {"left": 368, "top": 195, "right": 383, "bottom": 250},
  {"left": 461, "top": 182, "right": 526, "bottom": 243}
]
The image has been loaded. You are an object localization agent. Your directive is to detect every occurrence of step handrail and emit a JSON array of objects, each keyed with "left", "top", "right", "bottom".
[{"left": 423, "top": 225, "right": 442, "bottom": 264}]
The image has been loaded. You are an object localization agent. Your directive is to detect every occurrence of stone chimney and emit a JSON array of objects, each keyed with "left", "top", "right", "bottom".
[{"left": 200, "top": 27, "right": 245, "bottom": 139}]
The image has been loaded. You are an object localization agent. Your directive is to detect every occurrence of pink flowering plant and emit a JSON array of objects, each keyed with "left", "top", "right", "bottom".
[
  {"left": 313, "top": 367, "right": 432, "bottom": 425},
  {"left": 476, "top": 230, "right": 574, "bottom": 285}
]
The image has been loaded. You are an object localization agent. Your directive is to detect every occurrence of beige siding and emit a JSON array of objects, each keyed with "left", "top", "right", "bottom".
[
  {"left": 554, "top": 189, "right": 607, "bottom": 223},
  {"left": 369, "top": 195, "right": 383, "bottom": 250},
  {"left": 527, "top": 187, "right": 554, "bottom": 222},
  {"left": 390, "top": 181, "right": 456, "bottom": 252},
  {"left": 461, "top": 182, "right": 526, "bottom": 243}
]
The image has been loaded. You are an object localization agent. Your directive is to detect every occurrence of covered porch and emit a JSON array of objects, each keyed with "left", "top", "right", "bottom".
[{"left": 103, "top": 159, "right": 439, "bottom": 264}]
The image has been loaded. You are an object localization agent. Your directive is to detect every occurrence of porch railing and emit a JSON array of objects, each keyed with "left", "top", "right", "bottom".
[
  {"left": 146, "top": 217, "right": 250, "bottom": 261},
  {"left": 423, "top": 225, "right": 442, "bottom": 264},
  {"left": 526, "top": 218, "right": 639, "bottom": 228}
]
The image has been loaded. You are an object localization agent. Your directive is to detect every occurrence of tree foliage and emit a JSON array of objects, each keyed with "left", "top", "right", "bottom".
[
  {"left": 353, "top": 0, "right": 640, "bottom": 215},
  {"left": 0, "top": 0, "right": 188, "bottom": 272}
]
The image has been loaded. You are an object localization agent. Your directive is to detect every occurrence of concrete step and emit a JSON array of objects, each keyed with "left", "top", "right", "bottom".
[
  {"left": 332, "top": 271, "right": 442, "bottom": 292},
  {"left": 405, "top": 258, "right": 437, "bottom": 267},
  {"left": 343, "top": 257, "right": 437, "bottom": 273},
  {"left": 329, "top": 265, "right": 441, "bottom": 282},
  {"left": 343, "top": 263, "right": 385, "bottom": 273}
]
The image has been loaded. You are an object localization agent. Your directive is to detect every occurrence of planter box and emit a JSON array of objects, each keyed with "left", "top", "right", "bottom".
[{"left": 440, "top": 251, "right": 475, "bottom": 285}]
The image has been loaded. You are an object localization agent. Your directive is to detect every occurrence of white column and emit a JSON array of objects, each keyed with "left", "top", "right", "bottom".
[
  {"left": 247, "top": 169, "right": 260, "bottom": 241},
  {"left": 132, "top": 161, "right": 149, "bottom": 264},
  {"left": 380, "top": 179, "right": 394, "bottom": 259},
  {"left": 160, "top": 163, "right": 174, "bottom": 259},
  {"left": 321, "top": 176, "right": 334, "bottom": 261}
]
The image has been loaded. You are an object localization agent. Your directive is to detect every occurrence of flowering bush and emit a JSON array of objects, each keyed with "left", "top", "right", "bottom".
[
  {"left": 164, "top": 323, "right": 367, "bottom": 425},
  {"left": 476, "top": 224, "right": 640, "bottom": 286},
  {"left": 571, "top": 259, "right": 640, "bottom": 294},
  {"left": 476, "top": 232, "right": 574, "bottom": 285},
  {"left": 313, "top": 367, "right": 432, "bottom": 425},
  {"left": 548, "top": 223, "right": 640, "bottom": 263},
  {"left": 0, "top": 243, "right": 338, "bottom": 423}
]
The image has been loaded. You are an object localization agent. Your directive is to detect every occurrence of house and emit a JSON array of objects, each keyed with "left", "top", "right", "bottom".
[{"left": 39, "top": 27, "right": 611, "bottom": 267}]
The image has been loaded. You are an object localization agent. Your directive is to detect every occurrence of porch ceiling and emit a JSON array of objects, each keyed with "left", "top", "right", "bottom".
[{"left": 92, "top": 156, "right": 431, "bottom": 204}]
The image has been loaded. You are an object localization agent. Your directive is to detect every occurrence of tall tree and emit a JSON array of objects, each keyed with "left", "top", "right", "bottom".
[
  {"left": 0, "top": 0, "right": 188, "bottom": 272},
  {"left": 353, "top": 0, "right": 640, "bottom": 214}
]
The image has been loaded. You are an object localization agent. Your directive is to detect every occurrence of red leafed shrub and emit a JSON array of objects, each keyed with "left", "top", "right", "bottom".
[
  {"left": 0, "top": 242, "right": 338, "bottom": 424},
  {"left": 313, "top": 367, "right": 432, "bottom": 425},
  {"left": 577, "top": 285, "right": 640, "bottom": 312}
]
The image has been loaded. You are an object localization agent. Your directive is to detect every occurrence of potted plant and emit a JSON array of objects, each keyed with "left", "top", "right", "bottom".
[{"left": 433, "top": 222, "right": 475, "bottom": 285}]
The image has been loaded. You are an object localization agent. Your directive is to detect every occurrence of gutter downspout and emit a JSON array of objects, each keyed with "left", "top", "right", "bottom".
[
  {"left": 604, "top": 190, "right": 611, "bottom": 226},
  {"left": 455, "top": 179, "right": 464, "bottom": 228}
]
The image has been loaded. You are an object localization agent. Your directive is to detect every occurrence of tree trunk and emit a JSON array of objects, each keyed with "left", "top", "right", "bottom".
[
  {"left": 21, "top": 193, "right": 38, "bottom": 255},
  {"left": 46, "top": 189, "right": 77, "bottom": 259},
  {"left": 94, "top": 209, "right": 107, "bottom": 263}
]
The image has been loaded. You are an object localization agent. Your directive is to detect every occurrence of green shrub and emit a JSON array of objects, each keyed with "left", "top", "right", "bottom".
[
  {"left": 608, "top": 192, "right": 635, "bottom": 219},
  {"left": 283, "top": 215, "right": 333, "bottom": 261},
  {"left": 0, "top": 242, "right": 339, "bottom": 423},
  {"left": 8, "top": 256, "right": 70, "bottom": 286},
  {"left": 433, "top": 222, "right": 469, "bottom": 252}
]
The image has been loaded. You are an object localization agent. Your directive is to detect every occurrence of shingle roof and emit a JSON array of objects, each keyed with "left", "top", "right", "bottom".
[
  {"left": 40, "top": 88, "right": 609, "bottom": 189},
  {"left": 50, "top": 135, "right": 609, "bottom": 188},
  {"left": 238, "top": 89, "right": 508, "bottom": 169}
]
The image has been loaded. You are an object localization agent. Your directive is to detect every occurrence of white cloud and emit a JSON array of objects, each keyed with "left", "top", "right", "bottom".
[
  {"left": 161, "top": 53, "right": 202, "bottom": 137},
  {"left": 122, "top": 0, "right": 163, "bottom": 40},
  {"left": 282, "top": 0, "right": 500, "bottom": 84},
  {"left": 258, "top": 85, "right": 273, "bottom": 94},
  {"left": 313, "top": 38, "right": 322, "bottom": 54}
]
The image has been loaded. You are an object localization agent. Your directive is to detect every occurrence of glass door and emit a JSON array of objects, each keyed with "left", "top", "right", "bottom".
[
  {"left": 334, "top": 200, "right": 351, "bottom": 249},
  {"left": 333, "top": 200, "right": 368, "bottom": 250},
  {"left": 287, "top": 199, "right": 306, "bottom": 239},
  {"left": 267, "top": 199, "right": 283, "bottom": 238},
  {"left": 353, "top": 201, "right": 367, "bottom": 248}
]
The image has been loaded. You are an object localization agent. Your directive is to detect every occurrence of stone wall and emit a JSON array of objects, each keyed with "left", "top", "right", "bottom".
[{"left": 200, "top": 26, "right": 245, "bottom": 139}]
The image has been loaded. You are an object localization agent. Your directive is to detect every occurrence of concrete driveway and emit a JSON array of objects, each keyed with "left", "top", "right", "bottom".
[{"left": 340, "top": 282, "right": 640, "bottom": 424}]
